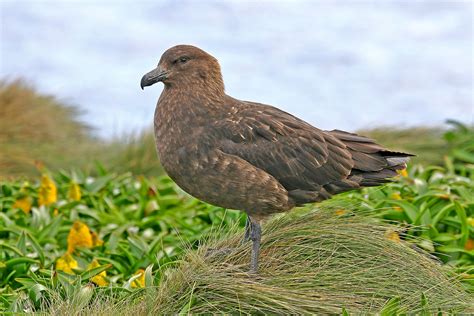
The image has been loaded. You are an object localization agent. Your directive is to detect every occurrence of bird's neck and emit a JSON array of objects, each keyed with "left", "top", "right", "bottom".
[{"left": 159, "top": 82, "right": 227, "bottom": 113}]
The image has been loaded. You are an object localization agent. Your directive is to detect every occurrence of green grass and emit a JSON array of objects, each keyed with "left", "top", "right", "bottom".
[
  {"left": 23, "top": 209, "right": 474, "bottom": 314},
  {"left": 102, "top": 130, "right": 163, "bottom": 176}
]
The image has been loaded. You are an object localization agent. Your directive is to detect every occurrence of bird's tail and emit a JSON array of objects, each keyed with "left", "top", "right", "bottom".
[{"left": 328, "top": 129, "right": 414, "bottom": 187}]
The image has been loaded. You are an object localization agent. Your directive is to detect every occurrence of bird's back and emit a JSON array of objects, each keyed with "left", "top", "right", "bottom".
[{"left": 210, "top": 98, "right": 412, "bottom": 206}]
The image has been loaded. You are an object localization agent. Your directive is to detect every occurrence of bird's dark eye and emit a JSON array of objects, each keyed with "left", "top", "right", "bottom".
[{"left": 173, "top": 57, "right": 189, "bottom": 65}]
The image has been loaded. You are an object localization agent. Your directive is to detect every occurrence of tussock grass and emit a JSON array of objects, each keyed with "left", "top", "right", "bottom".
[
  {"left": 103, "top": 129, "right": 163, "bottom": 176},
  {"left": 0, "top": 79, "right": 97, "bottom": 178},
  {"left": 46, "top": 209, "right": 473, "bottom": 315},
  {"left": 0, "top": 79, "right": 163, "bottom": 178}
]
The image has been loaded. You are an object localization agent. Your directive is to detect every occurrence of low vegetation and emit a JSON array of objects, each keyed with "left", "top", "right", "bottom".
[
  {"left": 0, "top": 122, "right": 473, "bottom": 313},
  {"left": 0, "top": 79, "right": 96, "bottom": 178},
  {"left": 348, "top": 122, "right": 474, "bottom": 282},
  {"left": 38, "top": 210, "right": 474, "bottom": 314},
  {"left": 0, "top": 79, "right": 473, "bottom": 313},
  {"left": 0, "top": 79, "right": 162, "bottom": 179}
]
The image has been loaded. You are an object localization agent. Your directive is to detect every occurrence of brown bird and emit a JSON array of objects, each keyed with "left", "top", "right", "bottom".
[{"left": 141, "top": 45, "right": 413, "bottom": 273}]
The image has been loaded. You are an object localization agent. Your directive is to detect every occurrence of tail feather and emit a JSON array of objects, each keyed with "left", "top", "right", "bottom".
[
  {"left": 328, "top": 129, "right": 414, "bottom": 188},
  {"left": 350, "top": 151, "right": 388, "bottom": 171},
  {"left": 386, "top": 156, "right": 411, "bottom": 169},
  {"left": 290, "top": 130, "right": 414, "bottom": 206}
]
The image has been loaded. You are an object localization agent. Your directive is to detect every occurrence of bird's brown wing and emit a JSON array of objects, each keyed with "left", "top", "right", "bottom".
[{"left": 210, "top": 102, "right": 356, "bottom": 204}]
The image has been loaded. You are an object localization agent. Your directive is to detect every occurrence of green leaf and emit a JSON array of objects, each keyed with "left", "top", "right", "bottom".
[
  {"left": 431, "top": 204, "right": 454, "bottom": 227},
  {"left": 16, "top": 231, "right": 27, "bottom": 254},
  {"left": 380, "top": 297, "right": 401, "bottom": 316},
  {"left": 124, "top": 272, "right": 143, "bottom": 290},
  {"left": 420, "top": 293, "right": 429, "bottom": 316},
  {"left": 453, "top": 201, "right": 469, "bottom": 246},
  {"left": 26, "top": 232, "right": 45, "bottom": 265},
  {"left": 144, "top": 264, "right": 154, "bottom": 287},
  {"left": 128, "top": 236, "right": 149, "bottom": 255},
  {"left": 452, "top": 149, "right": 474, "bottom": 164},
  {"left": 86, "top": 175, "right": 114, "bottom": 193},
  {"left": 432, "top": 233, "right": 459, "bottom": 242},
  {"left": 37, "top": 214, "right": 63, "bottom": 242},
  {"left": 14, "top": 277, "right": 37, "bottom": 288},
  {"left": 0, "top": 242, "right": 24, "bottom": 257},
  {"left": 179, "top": 281, "right": 197, "bottom": 315},
  {"left": 6, "top": 257, "right": 38, "bottom": 267},
  {"left": 385, "top": 200, "right": 419, "bottom": 223},
  {"left": 94, "top": 257, "right": 127, "bottom": 274},
  {"left": 79, "top": 264, "right": 112, "bottom": 281},
  {"left": 437, "top": 245, "right": 468, "bottom": 254},
  {"left": 413, "top": 201, "right": 432, "bottom": 226},
  {"left": 28, "top": 283, "right": 48, "bottom": 303}
]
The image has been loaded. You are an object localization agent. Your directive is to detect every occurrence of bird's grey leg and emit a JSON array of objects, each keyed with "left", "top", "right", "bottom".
[
  {"left": 243, "top": 215, "right": 251, "bottom": 243},
  {"left": 249, "top": 218, "right": 262, "bottom": 274}
]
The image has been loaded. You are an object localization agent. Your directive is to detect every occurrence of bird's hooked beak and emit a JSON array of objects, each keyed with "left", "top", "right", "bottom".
[{"left": 140, "top": 66, "right": 169, "bottom": 90}]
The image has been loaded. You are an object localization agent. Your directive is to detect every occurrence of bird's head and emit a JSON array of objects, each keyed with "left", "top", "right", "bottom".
[{"left": 140, "top": 45, "right": 224, "bottom": 94}]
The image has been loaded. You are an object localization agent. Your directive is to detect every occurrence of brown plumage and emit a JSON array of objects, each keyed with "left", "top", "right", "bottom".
[{"left": 141, "top": 45, "right": 413, "bottom": 273}]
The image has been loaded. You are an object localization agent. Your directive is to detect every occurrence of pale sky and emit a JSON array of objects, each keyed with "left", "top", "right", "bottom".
[{"left": 1, "top": 0, "right": 473, "bottom": 138}]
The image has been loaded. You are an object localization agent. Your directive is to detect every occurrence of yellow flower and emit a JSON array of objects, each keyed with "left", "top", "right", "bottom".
[
  {"left": 56, "top": 253, "right": 78, "bottom": 274},
  {"left": 68, "top": 182, "right": 82, "bottom": 201},
  {"left": 91, "top": 231, "right": 104, "bottom": 247},
  {"left": 468, "top": 217, "right": 474, "bottom": 227},
  {"left": 53, "top": 208, "right": 59, "bottom": 217},
  {"left": 385, "top": 230, "right": 401, "bottom": 243},
  {"left": 390, "top": 192, "right": 402, "bottom": 200},
  {"left": 13, "top": 197, "right": 33, "bottom": 213},
  {"left": 131, "top": 269, "right": 145, "bottom": 288},
  {"left": 13, "top": 181, "right": 33, "bottom": 213},
  {"left": 38, "top": 174, "right": 57, "bottom": 206},
  {"left": 397, "top": 169, "right": 408, "bottom": 177},
  {"left": 335, "top": 209, "right": 346, "bottom": 216},
  {"left": 88, "top": 259, "right": 109, "bottom": 286},
  {"left": 67, "top": 221, "right": 93, "bottom": 253}
]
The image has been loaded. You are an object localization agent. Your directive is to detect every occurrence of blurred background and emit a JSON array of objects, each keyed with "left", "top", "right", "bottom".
[{"left": 1, "top": 0, "right": 473, "bottom": 178}]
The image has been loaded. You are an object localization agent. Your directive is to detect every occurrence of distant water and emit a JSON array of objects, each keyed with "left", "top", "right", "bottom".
[{"left": 1, "top": 0, "right": 472, "bottom": 138}]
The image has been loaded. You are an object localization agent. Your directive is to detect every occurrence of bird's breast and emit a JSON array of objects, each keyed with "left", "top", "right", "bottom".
[{"left": 153, "top": 99, "right": 208, "bottom": 178}]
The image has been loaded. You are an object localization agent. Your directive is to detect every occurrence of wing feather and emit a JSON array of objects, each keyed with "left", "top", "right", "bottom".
[{"left": 213, "top": 103, "right": 354, "bottom": 193}]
